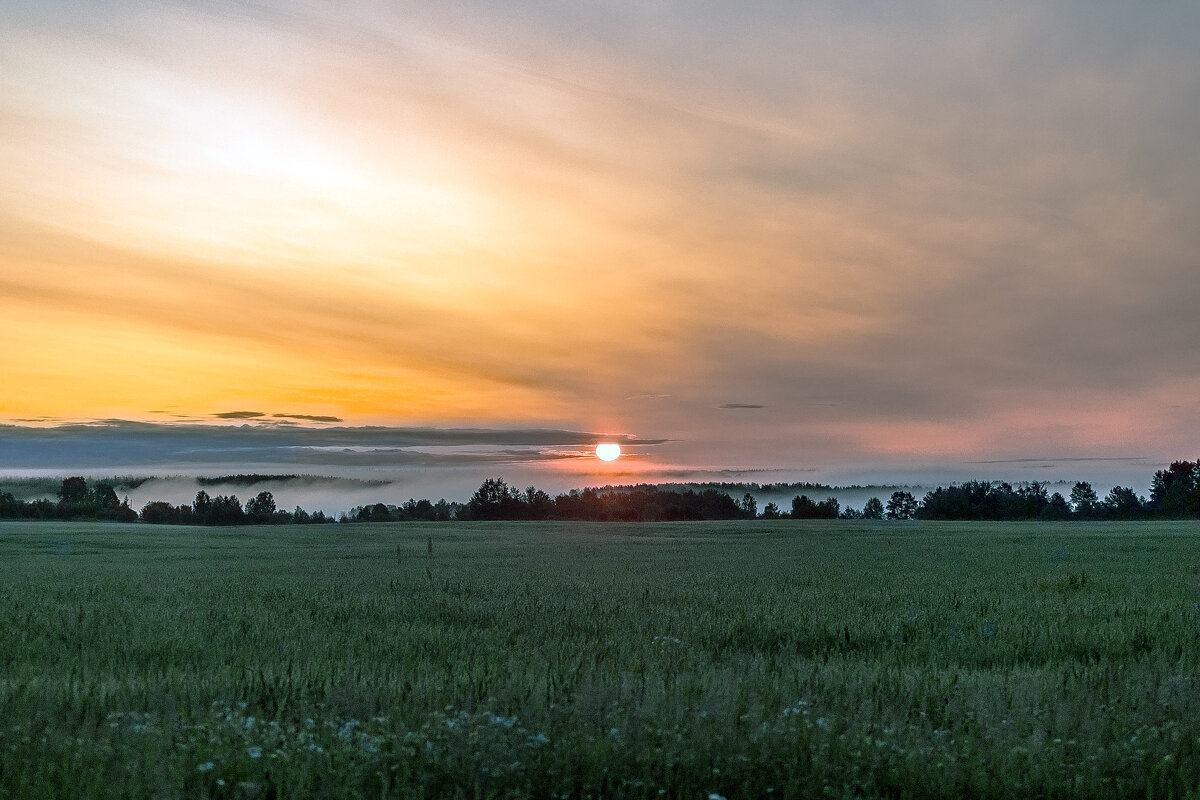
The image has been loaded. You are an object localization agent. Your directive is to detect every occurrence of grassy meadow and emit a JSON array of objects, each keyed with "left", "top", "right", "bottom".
[{"left": 2, "top": 519, "right": 1200, "bottom": 798}]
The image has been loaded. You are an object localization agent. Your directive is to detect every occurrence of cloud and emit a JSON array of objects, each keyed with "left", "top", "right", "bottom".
[
  {"left": 966, "top": 457, "right": 1150, "bottom": 465},
  {"left": 0, "top": 420, "right": 664, "bottom": 470},
  {"left": 719, "top": 403, "right": 765, "bottom": 410},
  {"left": 213, "top": 411, "right": 266, "bottom": 419},
  {"left": 2, "top": 1, "right": 1199, "bottom": 469}
]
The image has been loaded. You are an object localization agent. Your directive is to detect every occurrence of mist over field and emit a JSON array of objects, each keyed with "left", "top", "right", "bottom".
[{"left": 0, "top": 421, "right": 1166, "bottom": 516}]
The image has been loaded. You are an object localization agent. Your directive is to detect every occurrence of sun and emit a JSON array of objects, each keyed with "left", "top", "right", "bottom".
[{"left": 595, "top": 443, "right": 621, "bottom": 461}]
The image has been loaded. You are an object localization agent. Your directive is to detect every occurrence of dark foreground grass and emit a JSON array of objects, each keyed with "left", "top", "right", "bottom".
[{"left": 2, "top": 519, "right": 1200, "bottom": 798}]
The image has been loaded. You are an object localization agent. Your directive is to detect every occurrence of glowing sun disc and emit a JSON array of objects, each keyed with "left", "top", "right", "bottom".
[{"left": 596, "top": 443, "right": 621, "bottom": 461}]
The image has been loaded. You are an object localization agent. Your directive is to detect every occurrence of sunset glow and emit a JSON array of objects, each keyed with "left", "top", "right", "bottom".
[{"left": 3, "top": 2, "right": 1199, "bottom": 479}]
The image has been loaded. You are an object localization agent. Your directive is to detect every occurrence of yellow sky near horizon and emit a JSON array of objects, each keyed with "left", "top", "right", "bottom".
[{"left": 0, "top": 10, "right": 869, "bottom": 422}]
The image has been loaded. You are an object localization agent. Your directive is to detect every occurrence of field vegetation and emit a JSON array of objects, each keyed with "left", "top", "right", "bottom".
[{"left": 2, "top": 519, "right": 1200, "bottom": 797}]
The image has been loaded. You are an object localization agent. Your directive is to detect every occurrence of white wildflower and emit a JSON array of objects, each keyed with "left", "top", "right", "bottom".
[{"left": 339, "top": 720, "right": 360, "bottom": 741}]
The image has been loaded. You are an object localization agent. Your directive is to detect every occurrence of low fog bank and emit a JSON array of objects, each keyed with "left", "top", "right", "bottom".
[
  {"left": 121, "top": 473, "right": 484, "bottom": 517},
  {"left": 0, "top": 420, "right": 1169, "bottom": 516},
  {"left": 2, "top": 468, "right": 1163, "bottom": 519}
]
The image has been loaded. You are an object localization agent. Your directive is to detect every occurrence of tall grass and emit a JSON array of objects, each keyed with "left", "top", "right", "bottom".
[{"left": 2, "top": 519, "right": 1200, "bottom": 797}]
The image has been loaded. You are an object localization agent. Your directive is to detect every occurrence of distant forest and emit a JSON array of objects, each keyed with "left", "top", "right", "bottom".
[{"left": 1, "top": 460, "right": 1199, "bottom": 525}]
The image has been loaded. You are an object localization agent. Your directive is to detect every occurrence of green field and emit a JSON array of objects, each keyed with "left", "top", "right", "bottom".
[{"left": 2, "top": 519, "right": 1200, "bottom": 798}]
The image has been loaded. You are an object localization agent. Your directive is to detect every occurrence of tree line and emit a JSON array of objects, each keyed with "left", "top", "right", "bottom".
[
  {"left": 0, "top": 476, "right": 141, "bottom": 523},
  {"left": 1, "top": 460, "right": 1198, "bottom": 525},
  {"left": 452, "top": 464, "right": 1200, "bottom": 523}
]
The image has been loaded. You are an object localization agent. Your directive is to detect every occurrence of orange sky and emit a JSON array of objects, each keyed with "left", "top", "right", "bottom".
[{"left": 3, "top": 2, "right": 1200, "bottom": 473}]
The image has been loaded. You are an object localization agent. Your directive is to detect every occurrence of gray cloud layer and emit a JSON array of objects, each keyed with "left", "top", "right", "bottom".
[{"left": 0, "top": 421, "right": 662, "bottom": 470}]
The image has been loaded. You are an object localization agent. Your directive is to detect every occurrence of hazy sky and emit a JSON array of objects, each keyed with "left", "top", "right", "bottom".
[{"left": 3, "top": 1, "right": 1199, "bottom": 480}]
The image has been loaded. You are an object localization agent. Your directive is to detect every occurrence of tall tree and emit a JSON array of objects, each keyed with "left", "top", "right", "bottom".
[
  {"left": 245, "top": 491, "right": 277, "bottom": 523},
  {"left": 91, "top": 482, "right": 121, "bottom": 511},
  {"left": 740, "top": 493, "right": 757, "bottom": 519},
  {"left": 1150, "top": 460, "right": 1200, "bottom": 518},
  {"left": 862, "top": 497, "right": 885, "bottom": 520},
  {"left": 886, "top": 491, "right": 917, "bottom": 520},
  {"left": 1041, "top": 492, "right": 1071, "bottom": 520},
  {"left": 58, "top": 477, "right": 88, "bottom": 504},
  {"left": 1103, "top": 486, "right": 1145, "bottom": 520},
  {"left": 1069, "top": 482, "right": 1100, "bottom": 518},
  {"left": 465, "top": 478, "right": 522, "bottom": 520},
  {"left": 193, "top": 490, "right": 212, "bottom": 522},
  {"left": 791, "top": 495, "right": 839, "bottom": 519},
  {"left": 760, "top": 502, "right": 782, "bottom": 519}
]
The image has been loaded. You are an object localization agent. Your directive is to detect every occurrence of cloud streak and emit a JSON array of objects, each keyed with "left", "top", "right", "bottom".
[{"left": 0, "top": 420, "right": 662, "bottom": 471}]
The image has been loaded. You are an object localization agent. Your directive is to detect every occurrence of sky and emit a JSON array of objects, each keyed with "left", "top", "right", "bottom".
[{"left": 2, "top": 1, "right": 1199, "bottom": 494}]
